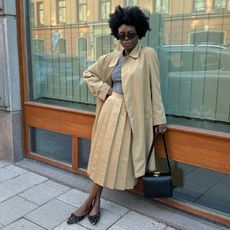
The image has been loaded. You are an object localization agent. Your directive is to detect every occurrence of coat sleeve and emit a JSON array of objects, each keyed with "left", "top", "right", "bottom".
[
  {"left": 148, "top": 48, "right": 167, "bottom": 126},
  {"left": 83, "top": 55, "right": 111, "bottom": 101}
]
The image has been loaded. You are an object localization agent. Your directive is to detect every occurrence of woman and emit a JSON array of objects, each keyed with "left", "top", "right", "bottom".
[{"left": 67, "top": 5, "right": 167, "bottom": 225}]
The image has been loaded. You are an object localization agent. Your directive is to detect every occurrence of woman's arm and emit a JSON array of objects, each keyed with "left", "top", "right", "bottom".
[{"left": 83, "top": 56, "right": 112, "bottom": 101}]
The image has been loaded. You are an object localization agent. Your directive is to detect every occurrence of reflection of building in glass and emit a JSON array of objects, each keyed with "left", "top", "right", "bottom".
[
  {"left": 29, "top": 0, "right": 230, "bottom": 122},
  {"left": 31, "top": 0, "right": 230, "bottom": 60}
]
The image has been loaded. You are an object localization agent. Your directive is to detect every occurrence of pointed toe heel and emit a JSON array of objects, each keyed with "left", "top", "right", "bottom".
[
  {"left": 67, "top": 213, "right": 85, "bottom": 225},
  {"left": 88, "top": 211, "right": 101, "bottom": 225}
]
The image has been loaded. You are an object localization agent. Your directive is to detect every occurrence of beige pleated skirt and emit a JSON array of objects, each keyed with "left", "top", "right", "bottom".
[{"left": 87, "top": 92, "right": 137, "bottom": 190}]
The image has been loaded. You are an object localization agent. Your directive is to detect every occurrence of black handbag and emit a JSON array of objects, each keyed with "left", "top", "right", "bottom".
[{"left": 143, "top": 133, "right": 173, "bottom": 198}]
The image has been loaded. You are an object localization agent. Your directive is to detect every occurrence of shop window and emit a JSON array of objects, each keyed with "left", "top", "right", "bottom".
[
  {"left": 57, "top": 0, "right": 66, "bottom": 23},
  {"left": 100, "top": 0, "right": 111, "bottom": 20},
  {"left": 25, "top": 0, "right": 229, "bottom": 128},
  {"left": 30, "top": 127, "right": 72, "bottom": 164},
  {"left": 78, "top": 0, "right": 87, "bottom": 22},
  {"left": 78, "top": 138, "right": 91, "bottom": 169},
  {"left": 37, "top": 2, "right": 44, "bottom": 26},
  {"left": 171, "top": 160, "right": 230, "bottom": 216}
]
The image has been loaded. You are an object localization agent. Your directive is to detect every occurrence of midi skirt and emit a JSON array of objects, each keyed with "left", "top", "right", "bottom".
[{"left": 87, "top": 92, "right": 137, "bottom": 190}]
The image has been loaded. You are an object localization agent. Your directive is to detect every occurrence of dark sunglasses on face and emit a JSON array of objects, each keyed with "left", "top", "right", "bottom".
[{"left": 117, "top": 32, "right": 137, "bottom": 41}]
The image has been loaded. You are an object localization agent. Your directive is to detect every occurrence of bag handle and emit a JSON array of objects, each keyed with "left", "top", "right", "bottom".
[{"left": 146, "top": 133, "right": 171, "bottom": 173}]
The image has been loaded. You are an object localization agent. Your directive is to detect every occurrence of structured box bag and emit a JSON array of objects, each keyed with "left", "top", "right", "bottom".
[{"left": 143, "top": 134, "right": 173, "bottom": 198}]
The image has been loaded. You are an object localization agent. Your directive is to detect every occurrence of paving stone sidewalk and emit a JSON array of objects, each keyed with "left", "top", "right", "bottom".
[{"left": 0, "top": 160, "right": 176, "bottom": 230}]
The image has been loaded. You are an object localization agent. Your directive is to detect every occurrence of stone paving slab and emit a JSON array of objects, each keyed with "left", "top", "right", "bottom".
[
  {"left": 58, "top": 189, "right": 90, "bottom": 207},
  {"left": 4, "top": 164, "right": 27, "bottom": 175},
  {"left": 0, "top": 161, "right": 10, "bottom": 168},
  {"left": 0, "top": 196, "right": 38, "bottom": 226},
  {"left": 25, "top": 199, "right": 75, "bottom": 230},
  {"left": 19, "top": 179, "right": 70, "bottom": 205},
  {"left": 101, "top": 199, "right": 129, "bottom": 216},
  {"left": 115, "top": 211, "right": 167, "bottom": 230},
  {"left": 108, "top": 225, "right": 127, "bottom": 230},
  {"left": 1, "top": 218, "right": 46, "bottom": 230},
  {"left": 79, "top": 208, "right": 121, "bottom": 230},
  {"left": 58, "top": 188, "right": 129, "bottom": 218},
  {"left": 54, "top": 222, "right": 89, "bottom": 230},
  {"left": 0, "top": 168, "right": 18, "bottom": 183},
  {"left": 0, "top": 172, "right": 48, "bottom": 202}
]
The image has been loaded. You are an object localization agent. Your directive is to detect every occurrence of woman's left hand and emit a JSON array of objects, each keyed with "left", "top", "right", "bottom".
[{"left": 154, "top": 124, "right": 167, "bottom": 134}]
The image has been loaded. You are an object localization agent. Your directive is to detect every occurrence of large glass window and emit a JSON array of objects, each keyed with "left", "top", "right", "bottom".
[
  {"left": 23, "top": 0, "right": 230, "bottom": 218},
  {"left": 25, "top": 0, "right": 229, "bottom": 130},
  {"left": 30, "top": 127, "right": 72, "bottom": 164}
]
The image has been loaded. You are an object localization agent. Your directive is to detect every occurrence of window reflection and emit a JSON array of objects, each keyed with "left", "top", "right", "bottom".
[
  {"left": 37, "top": 2, "right": 44, "bottom": 25},
  {"left": 155, "top": 0, "right": 169, "bottom": 14},
  {"left": 30, "top": 127, "right": 72, "bottom": 164},
  {"left": 78, "top": 0, "right": 87, "bottom": 22},
  {"left": 194, "top": 0, "right": 206, "bottom": 11},
  {"left": 214, "top": 0, "right": 227, "bottom": 9},
  {"left": 100, "top": 0, "right": 111, "bottom": 20},
  {"left": 57, "top": 0, "right": 66, "bottom": 23},
  {"left": 26, "top": 0, "right": 230, "bottom": 125}
]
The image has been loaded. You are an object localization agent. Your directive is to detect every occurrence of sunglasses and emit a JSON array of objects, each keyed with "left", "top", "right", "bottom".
[{"left": 117, "top": 32, "right": 137, "bottom": 41}]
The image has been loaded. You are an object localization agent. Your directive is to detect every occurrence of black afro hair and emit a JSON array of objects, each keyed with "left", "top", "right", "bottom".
[{"left": 108, "top": 5, "right": 151, "bottom": 39}]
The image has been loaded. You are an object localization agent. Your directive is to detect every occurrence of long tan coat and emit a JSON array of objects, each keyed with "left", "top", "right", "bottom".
[{"left": 83, "top": 41, "right": 166, "bottom": 178}]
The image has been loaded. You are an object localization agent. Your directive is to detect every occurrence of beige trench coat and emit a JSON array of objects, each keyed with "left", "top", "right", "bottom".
[{"left": 83, "top": 41, "right": 166, "bottom": 178}]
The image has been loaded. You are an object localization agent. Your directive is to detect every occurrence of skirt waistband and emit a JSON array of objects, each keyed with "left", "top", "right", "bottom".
[{"left": 111, "top": 92, "right": 124, "bottom": 99}]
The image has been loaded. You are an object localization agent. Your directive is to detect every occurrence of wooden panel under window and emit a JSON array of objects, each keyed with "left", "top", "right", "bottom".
[{"left": 24, "top": 102, "right": 230, "bottom": 175}]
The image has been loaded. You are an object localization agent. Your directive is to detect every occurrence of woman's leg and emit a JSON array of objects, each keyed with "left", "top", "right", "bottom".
[
  {"left": 74, "top": 183, "right": 103, "bottom": 216},
  {"left": 89, "top": 183, "right": 103, "bottom": 216}
]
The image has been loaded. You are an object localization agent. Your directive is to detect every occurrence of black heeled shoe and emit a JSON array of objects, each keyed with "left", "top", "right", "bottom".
[
  {"left": 88, "top": 210, "right": 101, "bottom": 225},
  {"left": 67, "top": 212, "right": 86, "bottom": 224},
  {"left": 67, "top": 205, "right": 92, "bottom": 225}
]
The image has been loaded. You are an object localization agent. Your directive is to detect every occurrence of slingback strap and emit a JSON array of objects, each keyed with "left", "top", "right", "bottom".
[{"left": 146, "top": 133, "right": 171, "bottom": 173}]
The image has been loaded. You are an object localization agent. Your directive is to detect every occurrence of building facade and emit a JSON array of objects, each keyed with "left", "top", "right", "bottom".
[
  {"left": 1, "top": 0, "right": 230, "bottom": 227},
  {"left": 0, "top": 0, "right": 23, "bottom": 162}
]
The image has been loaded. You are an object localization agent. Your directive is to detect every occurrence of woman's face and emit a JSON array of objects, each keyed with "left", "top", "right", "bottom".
[{"left": 118, "top": 24, "right": 138, "bottom": 55}]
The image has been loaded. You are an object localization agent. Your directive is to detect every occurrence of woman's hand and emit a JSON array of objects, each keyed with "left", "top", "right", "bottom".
[{"left": 154, "top": 124, "right": 167, "bottom": 134}]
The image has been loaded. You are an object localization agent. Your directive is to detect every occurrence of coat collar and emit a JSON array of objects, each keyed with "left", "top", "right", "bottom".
[
  {"left": 128, "top": 40, "right": 142, "bottom": 59},
  {"left": 108, "top": 41, "right": 141, "bottom": 67}
]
